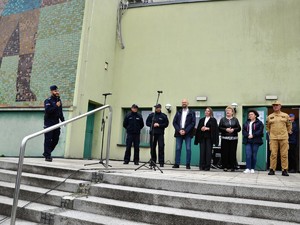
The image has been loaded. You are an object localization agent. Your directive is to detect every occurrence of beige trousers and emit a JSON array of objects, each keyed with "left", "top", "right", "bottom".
[{"left": 269, "top": 139, "right": 289, "bottom": 171}]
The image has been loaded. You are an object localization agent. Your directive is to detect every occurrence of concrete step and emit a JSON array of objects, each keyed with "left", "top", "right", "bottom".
[
  {"left": 0, "top": 180, "right": 74, "bottom": 208},
  {"left": 0, "top": 159, "right": 95, "bottom": 181},
  {"left": 73, "top": 195, "right": 300, "bottom": 225},
  {"left": 0, "top": 168, "right": 90, "bottom": 193},
  {"left": 0, "top": 195, "right": 59, "bottom": 223},
  {"left": 0, "top": 196, "right": 152, "bottom": 225},
  {"left": 89, "top": 183, "right": 300, "bottom": 223},
  {"left": 99, "top": 172, "right": 300, "bottom": 204},
  {"left": 0, "top": 215, "right": 39, "bottom": 225}
]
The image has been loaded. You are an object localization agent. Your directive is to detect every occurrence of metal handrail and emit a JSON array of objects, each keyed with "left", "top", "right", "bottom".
[{"left": 10, "top": 105, "right": 113, "bottom": 225}]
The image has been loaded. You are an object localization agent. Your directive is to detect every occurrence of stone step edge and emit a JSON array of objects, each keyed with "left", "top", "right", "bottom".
[
  {"left": 0, "top": 180, "right": 75, "bottom": 208},
  {"left": 99, "top": 172, "right": 300, "bottom": 203},
  {"left": 74, "top": 196, "right": 299, "bottom": 225},
  {"left": 0, "top": 159, "right": 95, "bottom": 181},
  {"left": 0, "top": 169, "right": 91, "bottom": 193},
  {"left": 0, "top": 196, "right": 152, "bottom": 225}
]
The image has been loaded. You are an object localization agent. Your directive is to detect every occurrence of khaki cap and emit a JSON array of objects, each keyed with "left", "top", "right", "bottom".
[{"left": 272, "top": 100, "right": 281, "bottom": 105}]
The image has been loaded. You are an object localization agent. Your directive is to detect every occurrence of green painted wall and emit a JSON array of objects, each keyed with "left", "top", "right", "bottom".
[
  {"left": 65, "top": 0, "right": 119, "bottom": 159},
  {"left": 0, "top": 111, "right": 67, "bottom": 157},
  {"left": 109, "top": 0, "right": 300, "bottom": 163}
]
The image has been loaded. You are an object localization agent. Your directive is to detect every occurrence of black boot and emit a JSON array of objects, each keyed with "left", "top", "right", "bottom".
[
  {"left": 282, "top": 170, "right": 289, "bottom": 176},
  {"left": 268, "top": 169, "right": 275, "bottom": 175}
]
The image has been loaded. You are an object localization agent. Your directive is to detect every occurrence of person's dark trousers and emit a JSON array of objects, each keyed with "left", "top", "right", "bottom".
[
  {"left": 221, "top": 139, "right": 238, "bottom": 169},
  {"left": 288, "top": 143, "right": 297, "bottom": 171},
  {"left": 150, "top": 134, "right": 165, "bottom": 164},
  {"left": 200, "top": 138, "right": 212, "bottom": 170},
  {"left": 44, "top": 128, "right": 60, "bottom": 158},
  {"left": 124, "top": 133, "right": 140, "bottom": 163}
]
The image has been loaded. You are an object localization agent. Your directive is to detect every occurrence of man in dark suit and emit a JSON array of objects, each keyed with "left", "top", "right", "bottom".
[{"left": 172, "top": 99, "right": 196, "bottom": 169}]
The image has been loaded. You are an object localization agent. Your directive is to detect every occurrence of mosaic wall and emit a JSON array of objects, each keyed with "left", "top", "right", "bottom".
[{"left": 0, "top": 0, "right": 85, "bottom": 106}]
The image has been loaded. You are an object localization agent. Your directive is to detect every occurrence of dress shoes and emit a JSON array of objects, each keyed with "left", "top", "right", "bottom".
[
  {"left": 282, "top": 170, "right": 289, "bottom": 176},
  {"left": 134, "top": 162, "right": 139, "bottom": 165},
  {"left": 186, "top": 164, "right": 191, "bottom": 169},
  {"left": 45, "top": 158, "right": 52, "bottom": 162},
  {"left": 172, "top": 164, "right": 179, "bottom": 168},
  {"left": 268, "top": 169, "right": 275, "bottom": 175},
  {"left": 123, "top": 161, "right": 129, "bottom": 164},
  {"left": 160, "top": 164, "right": 164, "bottom": 167}
]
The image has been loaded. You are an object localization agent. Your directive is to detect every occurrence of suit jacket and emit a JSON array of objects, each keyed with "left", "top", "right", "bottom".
[
  {"left": 172, "top": 109, "right": 196, "bottom": 137},
  {"left": 194, "top": 117, "right": 219, "bottom": 145}
]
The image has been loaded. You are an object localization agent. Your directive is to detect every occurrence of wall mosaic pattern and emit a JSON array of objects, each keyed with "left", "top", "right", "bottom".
[{"left": 0, "top": 0, "right": 85, "bottom": 106}]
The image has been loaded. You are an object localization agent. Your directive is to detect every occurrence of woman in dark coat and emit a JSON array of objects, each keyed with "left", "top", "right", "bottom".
[
  {"left": 219, "top": 106, "right": 241, "bottom": 172},
  {"left": 195, "top": 107, "right": 219, "bottom": 171},
  {"left": 242, "top": 109, "right": 264, "bottom": 173}
]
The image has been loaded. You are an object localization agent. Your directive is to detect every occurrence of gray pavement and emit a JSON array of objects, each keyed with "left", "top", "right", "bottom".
[{"left": 1, "top": 157, "right": 299, "bottom": 190}]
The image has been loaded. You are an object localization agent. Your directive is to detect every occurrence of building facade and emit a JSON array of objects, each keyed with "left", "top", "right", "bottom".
[{"left": 1, "top": 0, "right": 299, "bottom": 170}]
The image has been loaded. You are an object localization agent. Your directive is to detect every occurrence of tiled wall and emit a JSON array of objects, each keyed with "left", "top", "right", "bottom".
[{"left": 0, "top": 0, "right": 85, "bottom": 107}]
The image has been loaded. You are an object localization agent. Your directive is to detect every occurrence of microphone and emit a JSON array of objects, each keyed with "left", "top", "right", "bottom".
[
  {"left": 157, "top": 91, "right": 163, "bottom": 94},
  {"left": 102, "top": 92, "right": 112, "bottom": 96}
]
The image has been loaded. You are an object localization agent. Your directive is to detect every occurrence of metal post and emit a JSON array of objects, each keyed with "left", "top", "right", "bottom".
[{"left": 105, "top": 106, "right": 113, "bottom": 170}]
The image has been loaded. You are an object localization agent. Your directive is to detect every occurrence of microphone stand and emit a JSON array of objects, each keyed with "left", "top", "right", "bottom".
[
  {"left": 135, "top": 91, "right": 163, "bottom": 173},
  {"left": 84, "top": 93, "right": 112, "bottom": 167}
]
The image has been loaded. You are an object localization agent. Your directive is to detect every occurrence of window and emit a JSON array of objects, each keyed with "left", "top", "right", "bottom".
[{"left": 122, "top": 108, "right": 152, "bottom": 147}]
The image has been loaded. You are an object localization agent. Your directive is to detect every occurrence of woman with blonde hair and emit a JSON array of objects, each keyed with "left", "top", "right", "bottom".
[
  {"left": 219, "top": 106, "right": 241, "bottom": 171},
  {"left": 195, "top": 107, "right": 219, "bottom": 171}
]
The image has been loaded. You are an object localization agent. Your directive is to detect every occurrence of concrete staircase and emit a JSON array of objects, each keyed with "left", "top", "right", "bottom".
[{"left": 0, "top": 160, "right": 299, "bottom": 225}]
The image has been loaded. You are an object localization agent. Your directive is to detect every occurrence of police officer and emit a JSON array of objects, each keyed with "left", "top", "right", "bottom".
[
  {"left": 146, "top": 104, "right": 169, "bottom": 167},
  {"left": 267, "top": 100, "right": 291, "bottom": 176},
  {"left": 43, "top": 85, "right": 65, "bottom": 162},
  {"left": 123, "top": 104, "right": 144, "bottom": 165}
]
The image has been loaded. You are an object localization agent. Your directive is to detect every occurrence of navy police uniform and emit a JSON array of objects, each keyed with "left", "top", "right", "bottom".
[
  {"left": 123, "top": 105, "right": 144, "bottom": 164},
  {"left": 43, "top": 85, "right": 65, "bottom": 160},
  {"left": 146, "top": 106, "right": 169, "bottom": 166}
]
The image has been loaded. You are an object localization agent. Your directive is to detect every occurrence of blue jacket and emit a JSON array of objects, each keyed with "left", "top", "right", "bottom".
[
  {"left": 173, "top": 109, "right": 196, "bottom": 137},
  {"left": 242, "top": 119, "right": 264, "bottom": 145},
  {"left": 289, "top": 121, "right": 298, "bottom": 144},
  {"left": 44, "top": 95, "right": 65, "bottom": 127},
  {"left": 123, "top": 111, "right": 144, "bottom": 134},
  {"left": 146, "top": 112, "right": 169, "bottom": 135}
]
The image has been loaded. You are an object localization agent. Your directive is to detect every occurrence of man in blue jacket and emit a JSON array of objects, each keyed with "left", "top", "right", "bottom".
[
  {"left": 146, "top": 104, "right": 169, "bottom": 167},
  {"left": 123, "top": 104, "right": 144, "bottom": 165},
  {"left": 43, "top": 85, "right": 65, "bottom": 162},
  {"left": 172, "top": 99, "right": 196, "bottom": 169}
]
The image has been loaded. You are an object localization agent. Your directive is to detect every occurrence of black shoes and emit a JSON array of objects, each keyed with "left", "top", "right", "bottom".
[
  {"left": 282, "top": 170, "right": 289, "bottom": 176},
  {"left": 160, "top": 164, "right": 164, "bottom": 167},
  {"left": 268, "top": 169, "right": 275, "bottom": 175},
  {"left": 186, "top": 164, "right": 191, "bottom": 169},
  {"left": 43, "top": 153, "right": 52, "bottom": 162},
  {"left": 134, "top": 162, "right": 139, "bottom": 165},
  {"left": 123, "top": 161, "right": 129, "bottom": 164},
  {"left": 204, "top": 168, "right": 210, "bottom": 171},
  {"left": 172, "top": 164, "right": 179, "bottom": 168},
  {"left": 223, "top": 168, "right": 228, "bottom": 172}
]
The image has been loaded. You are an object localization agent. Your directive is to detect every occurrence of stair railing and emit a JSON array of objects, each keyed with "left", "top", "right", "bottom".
[{"left": 10, "top": 104, "right": 113, "bottom": 225}]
